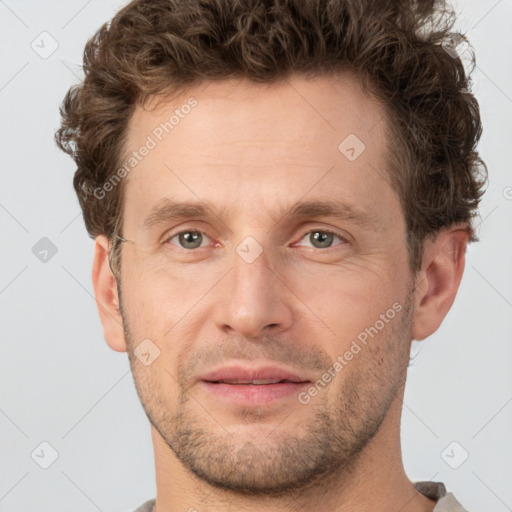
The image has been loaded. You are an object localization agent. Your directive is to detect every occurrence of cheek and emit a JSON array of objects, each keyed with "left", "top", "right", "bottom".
[
  {"left": 322, "top": 299, "right": 412, "bottom": 409},
  {"left": 287, "top": 260, "right": 405, "bottom": 338},
  {"left": 119, "top": 261, "right": 224, "bottom": 342},
  {"left": 120, "top": 247, "right": 410, "bottom": 352}
]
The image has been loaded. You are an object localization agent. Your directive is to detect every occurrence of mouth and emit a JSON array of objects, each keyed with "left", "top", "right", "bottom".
[
  {"left": 210, "top": 378, "right": 302, "bottom": 385},
  {"left": 199, "top": 366, "right": 311, "bottom": 406}
]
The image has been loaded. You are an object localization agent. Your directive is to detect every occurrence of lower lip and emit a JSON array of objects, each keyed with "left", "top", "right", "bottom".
[{"left": 200, "top": 381, "right": 309, "bottom": 406}]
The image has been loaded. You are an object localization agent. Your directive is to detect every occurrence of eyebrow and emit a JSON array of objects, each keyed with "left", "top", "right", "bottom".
[{"left": 142, "top": 198, "right": 377, "bottom": 231}]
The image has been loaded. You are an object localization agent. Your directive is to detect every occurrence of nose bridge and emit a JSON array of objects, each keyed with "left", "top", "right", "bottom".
[
  {"left": 216, "top": 237, "right": 293, "bottom": 338},
  {"left": 233, "top": 239, "right": 271, "bottom": 298}
]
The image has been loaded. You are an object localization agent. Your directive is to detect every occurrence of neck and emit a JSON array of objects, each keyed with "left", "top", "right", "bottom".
[{"left": 150, "top": 389, "right": 436, "bottom": 512}]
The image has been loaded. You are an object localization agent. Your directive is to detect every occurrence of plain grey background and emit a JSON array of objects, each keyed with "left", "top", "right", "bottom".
[{"left": 0, "top": 0, "right": 511, "bottom": 510}]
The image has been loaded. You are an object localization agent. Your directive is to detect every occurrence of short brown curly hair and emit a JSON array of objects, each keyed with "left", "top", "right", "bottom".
[{"left": 55, "top": 0, "right": 487, "bottom": 276}]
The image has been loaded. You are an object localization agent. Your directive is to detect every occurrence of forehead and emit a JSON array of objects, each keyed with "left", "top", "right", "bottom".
[
  {"left": 127, "top": 72, "right": 387, "bottom": 158},
  {"left": 121, "top": 73, "right": 397, "bottom": 229}
]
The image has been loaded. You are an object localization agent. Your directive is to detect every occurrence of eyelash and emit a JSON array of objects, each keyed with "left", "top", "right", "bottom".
[{"left": 165, "top": 228, "right": 348, "bottom": 250}]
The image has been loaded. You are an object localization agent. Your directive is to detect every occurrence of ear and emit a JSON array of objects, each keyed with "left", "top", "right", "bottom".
[
  {"left": 411, "top": 224, "right": 470, "bottom": 341},
  {"left": 91, "top": 235, "right": 127, "bottom": 352}
]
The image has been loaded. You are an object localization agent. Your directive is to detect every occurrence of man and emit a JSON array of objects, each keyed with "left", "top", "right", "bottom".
[{"left": 56, "top": 0, "right": 487, "bottom": 510}]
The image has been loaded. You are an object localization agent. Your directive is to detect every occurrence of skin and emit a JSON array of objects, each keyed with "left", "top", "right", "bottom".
[{"left": 92, "top": 73, "right": 469, "bottom": 511}]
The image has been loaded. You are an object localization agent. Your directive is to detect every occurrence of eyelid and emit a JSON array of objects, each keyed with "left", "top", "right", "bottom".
[{"left": 161, "top": 221, "right": 213, "bottom": 242}]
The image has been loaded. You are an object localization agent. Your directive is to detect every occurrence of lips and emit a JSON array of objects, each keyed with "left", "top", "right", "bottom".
[
  {"left": 215, "top": 378, "right": 294, "bottom": 385},
  {"left": 199, "top": 366, "right": 310, "bottom": 406},
  {"left": 201, "top": 366, "right": 309, "bottom": 385}
]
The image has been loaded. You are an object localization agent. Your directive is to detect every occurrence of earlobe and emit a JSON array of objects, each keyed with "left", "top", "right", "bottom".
[
  {"left": 91, "top": 235, "right": 127, "bottom": 353},
  {"left": 411, "top": 225, "right": 470, "bottom": 341}
]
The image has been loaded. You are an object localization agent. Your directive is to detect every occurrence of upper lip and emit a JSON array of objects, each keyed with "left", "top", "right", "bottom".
[{"left": 200, "top": 366, "right": 310, "bottom": 384}]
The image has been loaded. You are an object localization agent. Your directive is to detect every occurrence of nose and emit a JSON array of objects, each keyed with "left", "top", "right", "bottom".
[{"left": 214, "top": 243, "right": 294, "bottom": 339}]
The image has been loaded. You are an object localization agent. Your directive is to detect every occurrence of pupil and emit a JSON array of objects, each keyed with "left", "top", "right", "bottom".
[
  {"left": 311, "top": 231, "right": 333, "bottom": 248},
  {"left": 180, "top": 231, "right": 202, "bottom": 248}
]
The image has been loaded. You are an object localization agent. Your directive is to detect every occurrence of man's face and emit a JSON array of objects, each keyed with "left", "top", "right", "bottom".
[{"left": 117, "top": 74, "right": 415, "bottom": 493}]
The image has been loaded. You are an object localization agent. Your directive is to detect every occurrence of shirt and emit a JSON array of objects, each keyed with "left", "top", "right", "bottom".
[{"left": 131, "top": 481, "right": 469, "bottom": 511}]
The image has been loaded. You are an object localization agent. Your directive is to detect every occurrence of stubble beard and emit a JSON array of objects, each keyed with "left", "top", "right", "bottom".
[{"left": 120, "top": 286, "right": 414, "bottom": 496}]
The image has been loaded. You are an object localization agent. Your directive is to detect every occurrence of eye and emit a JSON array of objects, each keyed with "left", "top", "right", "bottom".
[
  {"left": 296, "top": 229, "right": 346, "bottom": 249},
  {"left": 164, "top": 228, "right": 346, "bottom": 251},
  {"left": 167, "top": 230, "right": 211, "bottom": 249}
]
